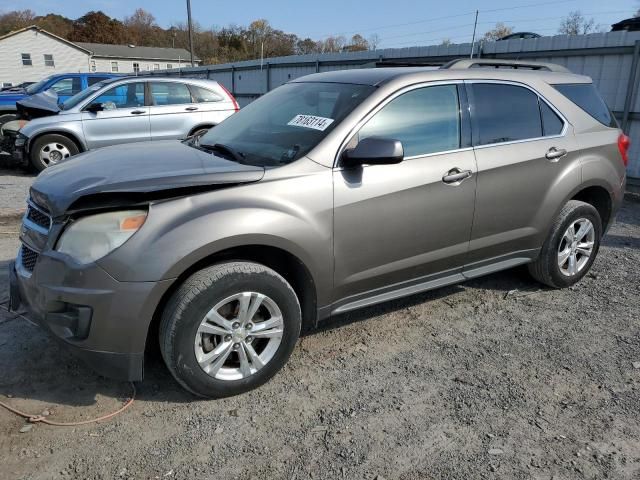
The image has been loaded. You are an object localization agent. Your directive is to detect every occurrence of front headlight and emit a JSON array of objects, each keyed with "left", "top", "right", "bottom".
[
  {"left": 56, "top": 210, "right": 147, "bottom": 264},
  {"left": 14, "top": 133, "right": 27, "bottom": 147}
]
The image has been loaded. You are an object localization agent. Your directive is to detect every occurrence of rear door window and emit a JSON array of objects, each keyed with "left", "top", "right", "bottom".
[
  {"left": 553, "top": 83, "right": 618, "bottom": 128},
  {"left": 471, "top": 83, "right": 542, "bottom": 145},
  {"left": 357, "top": 84, "right": 461, "bottom": 157},
  {"left": 150, "top": 82, "right": 193, "bottom": 105},
  {"left": 540, "top": 101, "right": 564, "bottom": 136}
]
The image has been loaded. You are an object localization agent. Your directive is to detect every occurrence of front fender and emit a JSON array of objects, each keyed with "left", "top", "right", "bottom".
[
  {"left": 98, "top": 167, "right": 334, "bottom": 304},
  {"left": 23, "top": 121, "right": 87, "bottom": 152}
]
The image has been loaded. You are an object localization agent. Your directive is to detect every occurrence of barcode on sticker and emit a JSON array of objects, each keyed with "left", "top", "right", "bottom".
[{"left": 287, "top": 114, "right": 334, "bottom": 131}]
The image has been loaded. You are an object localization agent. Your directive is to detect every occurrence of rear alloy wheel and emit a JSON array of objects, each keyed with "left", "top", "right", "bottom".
[
  {"left": 160, "top": 262, "right": 301, "bottom": 398},
  {"left": 528, "top": 200, "right": 602, "bottom": 288},
  {"left": 30, "top": 134, "right": 79, "bottom": 171}
]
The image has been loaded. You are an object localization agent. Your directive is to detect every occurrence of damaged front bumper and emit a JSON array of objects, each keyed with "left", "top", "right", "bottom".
[
  {"left": 0, "top": 121, "right": 28, "bottom": 166},
  {"left": 9, "top": 243, "right": 173, "bottom": 381}
]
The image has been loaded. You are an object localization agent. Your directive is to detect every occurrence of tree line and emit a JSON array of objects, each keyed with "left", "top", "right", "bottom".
[
  {"left": 0, "top": 9, "right": 377, "bottom": 65},
  {"left": 0, "top": 8, "right": 629, "bottom": 65}
]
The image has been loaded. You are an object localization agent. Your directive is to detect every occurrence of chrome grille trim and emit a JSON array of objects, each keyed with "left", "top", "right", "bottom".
[{"left": 24, "top": 200, "right": 52, "bottom": 234}]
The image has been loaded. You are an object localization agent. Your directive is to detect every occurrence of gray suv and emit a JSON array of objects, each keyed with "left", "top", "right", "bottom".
[
  {"left": 9, "top": 60, "right": 628, "bottom": 398},
  {"left": 8, "top": 76, "right": 238, "bottom": 171}
]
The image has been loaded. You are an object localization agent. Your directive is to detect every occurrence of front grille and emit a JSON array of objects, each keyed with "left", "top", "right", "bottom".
[
  {"left": 25, "top": 203, "right": 51, "bottom": 231},
  {"left": 21, "top": 245, "right": 39, "bottom": 273}
]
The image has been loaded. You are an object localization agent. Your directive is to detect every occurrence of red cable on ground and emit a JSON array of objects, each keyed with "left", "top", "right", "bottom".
[{"left": 0, "top": 383, "right": 135, "bottom": 427}]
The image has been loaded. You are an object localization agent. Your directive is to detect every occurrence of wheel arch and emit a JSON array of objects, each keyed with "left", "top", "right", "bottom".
[
  {"left": 28, "top": 129, "right": 86, "bottom": 154},
  {"left": 146, "top": 244, "right": 319, "bottom": 355}
]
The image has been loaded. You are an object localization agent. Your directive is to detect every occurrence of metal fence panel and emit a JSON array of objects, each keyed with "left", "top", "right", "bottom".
[{"left": 147, "top": 31, "right": 640, "bottom": 178}]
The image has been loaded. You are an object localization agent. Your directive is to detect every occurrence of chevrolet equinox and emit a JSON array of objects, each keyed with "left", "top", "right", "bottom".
[{"left": 9, "top": 59, "right": 628, "bottom": 398}]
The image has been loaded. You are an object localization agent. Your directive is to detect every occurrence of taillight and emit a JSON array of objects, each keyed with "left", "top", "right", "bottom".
[
  {"left": 220, "top": 83, "right": 240, "bottom": 112},
  {"left": 618, "top": 133, "right": 630, "bottom": 167}
]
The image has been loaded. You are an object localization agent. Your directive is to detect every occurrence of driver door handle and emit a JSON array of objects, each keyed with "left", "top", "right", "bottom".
[
  {"left": 545, "top": 147, "right": 567, "bottom": 162},
  {"left": 185, "top": 106, "right": 199, "bottom": 111},
  {"left": 442, "top": 168, "right": 473, "bottom": 185},
  {"left": 130, "top": 110, "right": 146, "bottom": 115}
]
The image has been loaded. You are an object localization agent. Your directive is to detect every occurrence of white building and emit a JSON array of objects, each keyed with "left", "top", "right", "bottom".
[{"left": 0, "top": 26, "right": 200, "bottom": 86}]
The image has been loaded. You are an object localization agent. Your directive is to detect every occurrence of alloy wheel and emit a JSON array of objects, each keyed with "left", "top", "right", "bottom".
[
  {"left": 39, "top": 142, "right": 71, "bottom": 166},
  {"left": 557, "top": 218, "right": 595, "bottom": 276},
  {"left": 194, "top": 292, "right": 284, "bottom": 381}
]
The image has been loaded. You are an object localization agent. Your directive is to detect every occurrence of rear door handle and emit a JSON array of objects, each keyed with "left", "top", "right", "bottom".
[
  {"left": 545, "top": 147, "right": 567, "bottom": 162},
  {"left": 442, "top": 168, "right": 473, "bottom": 185},
  {"left": 130, "top": 110, "right": 146, "bottom": 115},
  {"left": 185, "top": 106, "right": 199, "bottom": 111}
]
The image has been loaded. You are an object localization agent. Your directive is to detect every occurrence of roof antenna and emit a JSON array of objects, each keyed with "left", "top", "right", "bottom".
[{"left": 470, "top": 10, "right": 479, "bottom": 59}]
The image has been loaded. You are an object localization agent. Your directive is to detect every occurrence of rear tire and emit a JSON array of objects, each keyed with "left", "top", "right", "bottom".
[
  {"left": 528, "top": 200, "right": 602, "bottom": 288},
  {"left": 159, "top": 261, "right": 301, "bottom": 398},
  {"left": 29, "top": 134, "right": 79, "bottom": 171}
]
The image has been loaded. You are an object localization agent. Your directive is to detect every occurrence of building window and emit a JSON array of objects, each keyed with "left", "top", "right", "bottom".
[
  {"left": 153, "top": 63, "right": 160, "bottom": 70},
  {"left": 132, "top": 62, "right": 140, "bottom": 74},
  {"left": 166, "top": 64, "right": 173, "bottom": 69},
  {"left": 90, "top": 60, "right": 96, "bottom": 72},
  {"left": 146, "top": 65, "right": 151, "bottom": 71},
  {"left": 111, "top": 61, "right": 119, "bottom": 73},
  {"left": 21, "top": 53, "right": 32, "bottom": 66},
  {"left": 44, "top": 54, "right": 55, "bottom": 67}
]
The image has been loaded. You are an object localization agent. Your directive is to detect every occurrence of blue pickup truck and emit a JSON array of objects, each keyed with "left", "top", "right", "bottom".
[{"left": 0, "top": 72, "right": 120, "bottom": 115}]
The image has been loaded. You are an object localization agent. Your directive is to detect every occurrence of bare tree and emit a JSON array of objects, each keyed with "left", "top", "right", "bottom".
[
  {"left": 558, "top": 11, "right": 597, "bottom": 35},
  {"left": 368, "top": 33, "right": 381, "bottom": 50},
  {"left": 482, "top": 23, "right": 513, "bottom": 41},
  {"left": 441, "top": 38, "right": 453, "bottom": 46}
]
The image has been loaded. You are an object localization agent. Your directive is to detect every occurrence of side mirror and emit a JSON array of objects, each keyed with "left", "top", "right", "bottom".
[
  {"left": 342, "top": 137, "right": 404, "bottom": 168},
  {"left": 85, "top": 102, "right": 103, "bottom": 113}
]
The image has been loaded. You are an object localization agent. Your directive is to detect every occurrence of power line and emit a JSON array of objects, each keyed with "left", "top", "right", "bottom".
[
  {"left": 377, "top": 9, "right": 631, "bottom": 47},
  {"left": 311, "top": 0, "right": 585, "bottom": 39}
]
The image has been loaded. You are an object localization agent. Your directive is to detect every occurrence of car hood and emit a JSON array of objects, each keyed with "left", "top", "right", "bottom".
[
  {"left": 16, "top": 91, "right": 60, "bottom": 119},
  {"left": 30, "top": 140, "right": 265, "bottom": 217}
]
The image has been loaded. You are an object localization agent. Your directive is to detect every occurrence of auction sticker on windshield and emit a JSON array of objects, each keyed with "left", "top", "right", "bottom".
[{"left": 287, "top": 115, "right": 334, "bottom": 131}]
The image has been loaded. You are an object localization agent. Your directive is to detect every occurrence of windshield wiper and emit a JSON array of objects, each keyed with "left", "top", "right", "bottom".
[{"left": 200, "top": 143, "right": 245, "bottom": 163}]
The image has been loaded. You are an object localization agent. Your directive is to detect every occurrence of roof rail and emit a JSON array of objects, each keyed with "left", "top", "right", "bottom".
[{"left": 441, "top": 58, "right": 570, "bottom": 73}]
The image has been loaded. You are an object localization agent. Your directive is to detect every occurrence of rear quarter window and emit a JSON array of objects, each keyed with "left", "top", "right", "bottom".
[{"left": 553, "top": 83, "right": 618, "bottom": 128}]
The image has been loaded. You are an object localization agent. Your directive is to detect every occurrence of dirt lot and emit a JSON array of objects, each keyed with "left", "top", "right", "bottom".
[{"left": 0, "top": 167, "right": 639, "bottom": 480}]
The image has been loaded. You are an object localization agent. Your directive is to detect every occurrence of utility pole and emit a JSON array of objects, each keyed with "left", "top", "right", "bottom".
[
  {"left": 470, "top": 10, "right": 479, "bottom": 59},
  {"left": 186, "top": 0, "right": 195, "bottom": 67}
]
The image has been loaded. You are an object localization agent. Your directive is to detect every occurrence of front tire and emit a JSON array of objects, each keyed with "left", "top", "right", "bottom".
[
  {"left": 159, "top": 262, "right": 301, "bottom": 398},
  {"left": 30, "top": 134, "right": 79, "bottom": 171},
  {"left": 528, "top": 200, "right": 602, "bottom": 288}
]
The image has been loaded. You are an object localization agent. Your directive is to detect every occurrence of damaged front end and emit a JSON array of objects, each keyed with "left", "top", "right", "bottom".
[{"left": 0, "top": 90, "right": 60, "bottom": 166}]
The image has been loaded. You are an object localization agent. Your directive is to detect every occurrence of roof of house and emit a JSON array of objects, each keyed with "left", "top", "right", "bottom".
[
  {"left": 0, "top": 25, "right": 92, "bottom": 54},
  {"left": 0, "top": 25, "right": 199, "bottom": 62},
  {"left": 75, "top": 43, "right": 199, "bottom": 62}
]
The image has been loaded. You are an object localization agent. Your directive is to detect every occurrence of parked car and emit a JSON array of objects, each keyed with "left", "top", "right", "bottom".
[
  {"left": 4, "top": 76, "right": 239, "bottom": 170},
  {"left": 499, "top": 32, "right": 541, "bottom": 40},
  {"left": 9, "top": 59, "right": 627, "bottom": 398},
  {"left": 0, "top": 72, "right": 118, "bottom": 116},
  {"left": 0, "top": 81, "right": 35, "bottom": 92}
]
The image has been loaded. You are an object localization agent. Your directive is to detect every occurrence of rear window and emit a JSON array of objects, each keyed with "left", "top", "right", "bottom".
[{"left": 554, "top": 83, "right": 618, "bottom": 128}]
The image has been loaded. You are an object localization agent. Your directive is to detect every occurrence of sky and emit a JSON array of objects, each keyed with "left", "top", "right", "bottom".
[{"left": 1, "top": 0, "right": 638, "bottom": 48}]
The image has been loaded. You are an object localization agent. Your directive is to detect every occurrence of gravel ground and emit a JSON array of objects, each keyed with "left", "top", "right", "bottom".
[{"left": 0, "top": 169, "right": 638, "bottom": 480}]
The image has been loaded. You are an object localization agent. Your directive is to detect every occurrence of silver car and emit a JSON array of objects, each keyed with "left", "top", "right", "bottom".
[{"left": 11, "top": 76, "right": 238, "bottom": 170}]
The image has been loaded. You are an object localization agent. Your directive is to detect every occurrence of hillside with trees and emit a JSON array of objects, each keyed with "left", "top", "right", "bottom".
[{"left": 0, "top": 8, "right": 376, "bottom": 64}]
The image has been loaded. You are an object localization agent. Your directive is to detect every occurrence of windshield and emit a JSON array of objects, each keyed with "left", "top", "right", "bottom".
[
  {"left": 61, "top": 81, "right": 109, "bottom": 110},
  {"left": 198, "top": 82, "right": 375, "bottom": 166},
  {"left": 25, "top": 76, "right": 55, "bottom": 94}
]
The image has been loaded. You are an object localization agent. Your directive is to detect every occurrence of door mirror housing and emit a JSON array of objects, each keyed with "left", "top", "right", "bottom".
[
  {"left": 342, "top": 137, "right": 404, "bottom": 168},
  {"left": 85, "top": 102, "right": 104, "bottom": 113}
]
